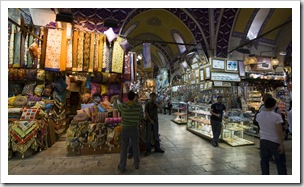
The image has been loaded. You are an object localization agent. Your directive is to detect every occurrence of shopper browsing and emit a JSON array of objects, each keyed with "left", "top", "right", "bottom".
[
  {"left": 256, "top": 97, "right": 287, "bottom": 175},
  {"left": 210, "top": 96, "right": 227, "bottom": 147},
  {"left": 113, "top": 91, "right": 143, "bottom": 172},
  {"left": 144, "top": 92, "right": 165, "bottom": 156}
]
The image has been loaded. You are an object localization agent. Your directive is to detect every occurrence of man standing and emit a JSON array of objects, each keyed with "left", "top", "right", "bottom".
[
  {"left": 144, "top": 92, "right": 165, "bottom": 156},
  {"left": 256, "top": 97, "right": 287, "bottom": 175},
  {"left": 210, "top": 96, "right": 226, "bottom": 147},
  {"left": 113, "top": 91, "right": 143, "bottom": 172}
]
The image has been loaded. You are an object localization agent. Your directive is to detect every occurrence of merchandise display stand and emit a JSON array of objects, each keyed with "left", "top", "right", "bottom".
[{"left": 171, "top": 102, "right": 187, "bottom": 125}]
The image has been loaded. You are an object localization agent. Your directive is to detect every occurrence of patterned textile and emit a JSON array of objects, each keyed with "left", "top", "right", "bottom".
[
  {"left": 119, "top": 39, "right": 131, "bottom": 52},
  {"left": 111, "top": 36, "right": 124, "bottom": 73},
  {"left": 53, "top": 77, "right": 68, "bottom": 93},
  {"left": 9, "top": 24, "right": 15, "bottom": 68},
  {"left": 20, "top": 108, "right": 41, "bottom": 120},
  {"left": 90, "top": 105, "right": 98, "bottom": 123},
  {"left": 27, "top": 33, "right": 34, "bottom": 68},
  {"left": 13, "top": 31, "right": 21, "bottom": 68},
  {"left": 143, "top": 43, "right": 152, "bottom": 69},
  {"left": 60, "top": 29, "right": 67, "bottom": 71},
  {"left": 28, "top": 94, "right": 42, "bottom": 101},
  {"left": 13, "top": 95, "right": 28, "bottom": 107},
  {"left": 100, "top": 84, "right": 109, "bottom": 95},
  {"left": 104, "top": 27, "right": 117, "bottom": 44},
  {"left": 89, "top": 32, "right": 95, "bottom": 72},
  {"left": 90, "top": 82, "right": 101, "bottom": 96},
  {"left": 34, "top": 84, "right": 45, "bottom": 96},
  {"left": 72, "top": 30, "right": 78, "bottom": 71},
  {"left": 9, "top": 119, "right": 48, "bottom": 158},
  {"left": 105, "top": 117, "right": 122, "bottom": 124},
  {"left": 22, "top": 82, "right": 36, "bottom": 95},
  {"left": 20, "top": 31, "right": 26, "bottom": 68},
  {"left": 83, "top": 32, "right": 90, "bottom": 71},
  {"left": 91, "top": 72, "right": 102, "bottom": 83},
  {"left": 25, "top": 69, "right": 37, "bottom": 81},
  {"left": 77, "top": 31, "right": 84, "bottom": 71},
  {"left": 36, "top": 69, "right": 45, "bottom": 81},
  {"left": 109, "top": 73, "right": 122, "bottom": 83},
  {"left": 101, "top": 72, "right": 110, "bottom": 84},
  {"left": 24, "top": 34, "right": 28, "bottom": 67},
  {"left": 98, "top": 34, "right": 105, "bottom": 72},
  {"left": 45, "top": 29, "right": 62, "bottom": 71},
  {"left": 93, "top": 34, "right": 100, "bottom": 72},
  {"left": 124, "top": 54, "right": 131, "bottom": 81},
  {"left": 109, "top": 84, "right": 121, "bottom": 95},
  {"left": 102, "top": 38, "right": 111, "bottom": 72},
  {"left": 66, "top": 38, "right": 73, "bottom": 71}
]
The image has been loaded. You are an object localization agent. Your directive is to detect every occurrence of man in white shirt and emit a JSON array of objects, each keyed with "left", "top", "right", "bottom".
[{"left": 256, "top": 97, "right": 287, "bottom": 175}]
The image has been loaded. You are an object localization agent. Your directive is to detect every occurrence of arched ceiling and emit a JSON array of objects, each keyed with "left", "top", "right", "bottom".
[{"left": 12, "top": 8, "right": 292, "bottom": 77}]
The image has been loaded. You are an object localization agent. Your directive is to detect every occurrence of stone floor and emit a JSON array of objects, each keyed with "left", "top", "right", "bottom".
[{"left": 7, "top": 114, "right": 293, "bottom": 182}]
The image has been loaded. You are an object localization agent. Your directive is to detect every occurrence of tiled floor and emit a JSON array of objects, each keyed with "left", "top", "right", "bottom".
[{"left": 8, "top": 114, "right": 292, "bottom": 176}]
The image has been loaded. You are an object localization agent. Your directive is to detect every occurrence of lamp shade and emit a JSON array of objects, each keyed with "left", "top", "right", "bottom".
[{"left": 271, "top": 58, "right": 280, "bottom": 66}]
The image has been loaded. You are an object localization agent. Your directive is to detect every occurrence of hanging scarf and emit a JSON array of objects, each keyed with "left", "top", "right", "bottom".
[
  {"left": 88, "top": 32, "right": 95, "bottom": 72},
  {"left": 60, "top": 29, "right": 67, "bottom": 71},
  {"left": 45, "top": 28, "right": 62, "bottom": 71},
  {"left": 111, "top": 36, "right": 124, "bottom": 73},
  {"left": 82, "top": 32, "right": 90, "bottom": 72},
  {"left": 98, "top": 34, "right": 105, "bottom": 72},
  {"left": 72, "top": 30, "right": 78, "bottom": 71},
  {"left": 102, "top": 36, "right": 111, "bottom": 72},
  {"left": 27, "top": 33, "right": 34, "bottom": 68},
  {"left": 13, "top": 30, "right": 21, "bottom": 68},
  {"left": 124, "top": 53, "right": 131, "bottom": 81},
  {"left": 77, "top": 31, "right": 84, "bottom": 71},
  {"left": 8, "top": 24, "right": 15, "bottom": 68},
  {"left": 93, "top": 33, "right": 99, "bottom": 72},
  {"left": 24, "top": 32, "right": 28, "bottom": 67},
  {"left": 66, "top": 37, "right": 73, "bottom": 71}
]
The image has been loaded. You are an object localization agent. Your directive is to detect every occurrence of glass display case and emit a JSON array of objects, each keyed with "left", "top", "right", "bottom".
[
  {"left": 171, "top": 101, "right": 187, "bottom": 125},
  {"left": 186, "top": 103, "right": 213, "bottom": 139},
  {"left": 222, "top": 109, "right": 255, "bottom": 146}
]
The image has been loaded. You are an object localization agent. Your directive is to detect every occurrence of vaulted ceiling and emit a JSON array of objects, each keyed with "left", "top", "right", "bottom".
[{"left": 10, "top": 8, "right": 293, "bottom": 78}]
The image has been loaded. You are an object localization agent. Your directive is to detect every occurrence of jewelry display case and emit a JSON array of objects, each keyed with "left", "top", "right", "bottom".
[{"left": 171, "top": 101, "right": 187, "bottom": 125}]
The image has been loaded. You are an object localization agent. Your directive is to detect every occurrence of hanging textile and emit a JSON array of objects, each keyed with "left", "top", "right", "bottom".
[
  {"left": 143, "top": 43, "right": 152, "bottom": 69},
  {"left": 93, "top": 33, "right": 99, "bottom": 72},
  {"left": 88, "top": 32, "right": 95, "bottom": 72},
  {"left": 77, "top": 31, "right": 84, "bottom": 71},
  {"left": 123, "top": 53, "right": 131, "bottom": 81},
  {"left": 8, "top": 24, "right": 15, "bottom": 68},
  {"left": 107, "top": 44, "right": 113, "bottom": 73},
  {"left": 72, "top": 30, "right": 78, "bottom": 71},
  {"left": 130, "top": 52, "right": 134, "bottom": 82},
  {"left": 23, "top": 33, "right": 28, "bottom": 67},
  {"left": 60, "top": 29, "right": 67, "bottom": 71},
  {"left": 111, "top": 36, "right": 124, "bottom": 73},
  {"left": 27, "top": 33, "right": 34, "bottom": 68},
  {"left": 45, "top": 29, "right": 62, "bottom": 71},
  {"left": 13, "top": 30, "right": 21, "bottom": 68},
  {"left": 102, "top": 37, "right": 111, "bottom": 72},
  {"left": 20, "top": 30, "right": 26, "bottom": 68},
  {"left": 66, "top": 38, "right": 73, "bottom": 71},
  {"left": 98, "top": 34, "right": 105, "bottom": 72},
  {"left": 35, "top": 28, "right": 42, "bottom": 69},
  {"left": 83, "top": 32, "right": 90, "bottom": 72}
]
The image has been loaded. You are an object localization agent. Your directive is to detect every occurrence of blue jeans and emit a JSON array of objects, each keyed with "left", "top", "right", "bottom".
[
  {"left": 260, "top": 139, "right": 287, "bottom": 175},
  {"left": 118, "top": 126, "right": 140, "bottom": 169},
  {"left": 211, "top": 120, "right": 222, "bottom": 144},
  {"left": 145, "top": 121, "right": 160, "bottom": 151}
]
